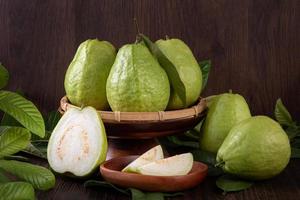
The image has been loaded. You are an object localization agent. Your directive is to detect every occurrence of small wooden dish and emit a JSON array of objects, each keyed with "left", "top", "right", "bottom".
[{"left": 100, "top": 155, "right": 208, "bottom": 192}]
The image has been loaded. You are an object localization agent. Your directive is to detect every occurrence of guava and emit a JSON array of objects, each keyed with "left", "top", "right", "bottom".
[
  {"left": 47, "top": 106, "right": 107, "bottom": 177},
  {"left": 216, "top": 116, "right": 291, "bottom": 180},
  {"left": 155, "top": 39, "right": 202, "bottom": 109},
  {"left": 200, "top": 93, "right": 251, "bottom": 153},
  {"left": 122, "top": 145, "right": 164, "bottom": 173},
  {"left": 64, "top": 39, "right": 116, "bottom": 110},
  {"left": 137, "top": 153, "right": 193, "bottom": 176},
  {"left": 106, "top": 43, "right": 170, "bottom": 112}
]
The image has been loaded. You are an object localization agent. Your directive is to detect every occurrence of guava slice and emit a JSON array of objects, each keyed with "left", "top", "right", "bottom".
[
  {"left": 137, "top": 153, "right": 193, "bottom": 176},
  {"left": 47, "top": 106, "right": 107, "bottom": 177},
  {"left": 122, "top": 145, "right": 164, "bottom": 173}
]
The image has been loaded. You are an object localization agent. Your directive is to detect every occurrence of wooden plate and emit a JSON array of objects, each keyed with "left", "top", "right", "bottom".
[
  {"left": 59, "top": 96, "right": 207, "bottom": 139},
  {"left": 100, "top": 155, "right": 208, "bottom": 192}
]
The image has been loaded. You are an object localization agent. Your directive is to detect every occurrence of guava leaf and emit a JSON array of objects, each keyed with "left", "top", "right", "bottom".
[
  {"left": 4, "top": 155, "right": 29, "bottom": 162},
  {"left": 0, "top": 63, "right": 9, "bottom": 89},
  {"left": 0, "top": 182, "right": 35, "bottom": 200},
  {"left": 0, "top": 91, "right": 45, "bottom": 137},
  {"left": 291, "top": 148, "right": 300, "bottom": 158},
  {"left": 285, "top": 126, "right": 300, "bottom": 140},
  {"left": 0, "top": 169, "right": 10, "bottom": 183},
  {"left": 0, "top": 127, "right": 31, "bottom": 158},
  {"left": 84, "top": 180, "right": 130, "bottom": 195},
  {"left": 45, "top": 110, "right": 61, "bottom": 132},
  {"left": 199, "top": 60, "right": 211, "bottom": 90},
  {"left": 1, "top": 113, "right": 22, "bottom": 127},
  {"left": 193, "top": 118, "right": 205, "bottom": 133},
  {"left": 22, "top": 143, "right": 47, "bottom": 159},
  {"left": 274, "top": 99, "right": 293, "bottom": 127},
  {"left": 191, "top": 149, "right": 217, "bottom": 165},
  {"left": 130, "top": 188, "right": 164, "bottom": 200},
  {"left": 0, "top": 160, "right": 55, "bottom": 190},
  {"left": 216, "top": 174, "right": 253, "bottom": 193},
  {"left": 184, "top": 129, "right": 200, "bottom": 140},
  {"left": 166, "top": 136, "right": 200, "bottom": 148},
  {"left": 140, "top": 34, "right": 187, "bottom": 106}
]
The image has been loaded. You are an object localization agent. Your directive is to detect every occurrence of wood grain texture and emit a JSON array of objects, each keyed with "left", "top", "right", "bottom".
[{"left": 0, "top": 0, "right": 299, "bottom": 199}]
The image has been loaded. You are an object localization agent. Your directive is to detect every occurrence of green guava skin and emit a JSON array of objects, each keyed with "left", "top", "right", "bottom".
[
  {"left": 217, "top": 116, "right": 291, "bottom": 180},
  {"left": 106, "top": 43, "right": 170, "bottom": 112},
  {"left": 200, "top": 93, "right": 251, "bottom": 153},
  {"left": 155, "top": 39, "right": 202, "bottom": 110},
  {"left": 64, "top": 39, "right": 116, "bottom": 110}
]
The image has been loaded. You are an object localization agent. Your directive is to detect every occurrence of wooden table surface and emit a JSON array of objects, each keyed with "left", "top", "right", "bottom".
[{"left": 34, "top": 157, "right": 300, "bottom": 200}]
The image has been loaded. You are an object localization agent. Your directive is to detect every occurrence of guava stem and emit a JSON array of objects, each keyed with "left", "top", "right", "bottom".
[
  {"left": 165, "top": 35, "right": 170, "bottom": 40},
  {"left": 229, "top": 89, "right": 233, "bottom": 94},
  {"left": 215, "top": 161, "right": 225, "bottom": 168}
]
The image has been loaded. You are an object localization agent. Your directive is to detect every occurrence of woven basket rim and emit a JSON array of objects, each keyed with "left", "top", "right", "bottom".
[{"left": 59, "top": 96, "right": 207, "bottom": 123}]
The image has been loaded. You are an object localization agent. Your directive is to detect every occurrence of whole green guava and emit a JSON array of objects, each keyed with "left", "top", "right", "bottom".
[
  {"left": 64, "top": 39, "right": 116, "bottom": 110},
  {"left": 200, "top": 93, "right": 251, "bottom": 153},
  {"left": 106, "top": 43, "right": 170, "bottom": 112},
  {"left": 217, "top": 116, "right": 291, "bottom": 180},
  {"left": 155, "top": 39, "right": 202, "bottom": 110}
]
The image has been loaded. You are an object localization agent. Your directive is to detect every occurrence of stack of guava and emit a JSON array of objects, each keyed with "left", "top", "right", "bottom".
[{"left": 64, "top": 38, "right": 203, "bottom": 112}]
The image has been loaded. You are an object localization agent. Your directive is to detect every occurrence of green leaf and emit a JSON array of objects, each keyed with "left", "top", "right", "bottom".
[
  {"left": 84, "top": 180, "right": 130, "bottom": 195},
  {"left": 22, "top": 142, "right": 47, "bottom": 159},
  {"left": 199, "top": 60, "right": 211, "bottom": 90},
  {"left": 0, "top": 182, "right": 35, "bottom": 200},
  {"left": 1, "top": 113, "right": 22, "bottom": 127},
  {"left": 194, "top": 118, "right": 205, "bottom": 133},
  {"left": 291, "top": 148, "right": 300, "bottom": 158},
  {"left": 184, "top": 129, "right": 200, "bottom": 140},
  {"left": 130, "top": 188, "right": 164, "bottom": 200},
  {"left": 0, "top": 127, "right": 31, "bottom": 158},
  {"left": 167, "top": 136, "right": 200, "bottom": 148},
  {"left": 0, "top": 160, "right": 55, "bottom": 190},
  {"left": 0, "top": 91, "right": 45, "bottom": 137},
  {"left": 140, "top": 34, "right": 186, "bottom": 106},
  {"left": 207, "top": 165, "right": 224, "bottom": 177},
  {"left": 285, "top": 126, "right": 300, "bottom": 140},
  {"left": 4, "top": 155, "right": 29, "bottom": 162},
  {"left": 0, "top": 63, "right": 9, "bottom": 89},
  {"left": 216, "top": 174, "right": 253, "bottom": 193},
  {"left": 45, "top": 110, "right": 61, "bottom": 132},
  {"left": 274, "top": 99, "right": 293, "bottom": 127},
  {"left": 0, "top": 169, "right": 10, "bottom": 183},
  {"left": 191, "top": 149, "right": 216, "bottom": 165}
]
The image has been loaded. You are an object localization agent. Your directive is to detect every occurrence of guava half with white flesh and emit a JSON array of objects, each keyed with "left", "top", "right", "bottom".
[
  {"left": 47, "top": 106, "right": 107, "bottom": 177},
  {"left": 122, "top": 145, "right": 164, "bottom": 173},
  {"left": 137, "top": 153, "right": 193, "bottom": 176}
]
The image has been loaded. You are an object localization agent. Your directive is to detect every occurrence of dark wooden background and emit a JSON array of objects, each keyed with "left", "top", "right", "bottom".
[
  {"left": 0, "top": 1, "right": 300, "bottom": 199},
  {"left": 0, "top": 0, "right": 299, "bottom": 119}
]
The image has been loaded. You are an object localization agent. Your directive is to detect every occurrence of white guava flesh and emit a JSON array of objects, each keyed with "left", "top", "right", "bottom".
[
  {"left": 47, "top": 106, "right": 107, "bottom": 177},
  {"left": 137, "top": 153, "right": 194, "bottom": 176},
  {"left": 122, "top": 145, "right": 164, "bottom": 173}
]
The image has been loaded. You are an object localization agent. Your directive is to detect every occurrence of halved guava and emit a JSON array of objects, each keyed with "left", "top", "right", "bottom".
[
  {"left": 122, "top": 145, "right": 164, "bottom": 173},
  {"left": 137, "top": 153, "right": 193, "bottom": 176},
  {"left": 47, "top": 106, "right": 107, "bottom": 177}
]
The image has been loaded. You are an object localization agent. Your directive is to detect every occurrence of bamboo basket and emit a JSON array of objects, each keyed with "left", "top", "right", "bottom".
[{"left": 59, "top": 96, "right": 207, "bottom": 139}]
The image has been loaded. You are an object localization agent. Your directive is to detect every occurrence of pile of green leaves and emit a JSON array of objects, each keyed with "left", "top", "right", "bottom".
[{"left": 0, "top": 63, "right": 55, "bottom": 199}]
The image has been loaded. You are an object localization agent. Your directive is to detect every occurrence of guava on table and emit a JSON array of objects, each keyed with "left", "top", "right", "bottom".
[
  {"left": 122, "top": 145, "right": 164, "bottom": 173},
  {"left": 106, "top": 43, "right": 170, "bottom": 112},
  {"left": 217, "top": 116, "right": 291, "bottom": 180},
  {"left": 136, "top": 153, "right": 194, "bottom": 176},
  {"left": 156, "top": 38, "right": 202, "bottom": 110},
  {"left": 200, "top": 93, "right": 251, "bottom": 153},
  {"left": 64, "top": 39, "right": 116, "bottom": 110},
  {"left": 47, "top": 106, "right": 107, "bottom": 177}
]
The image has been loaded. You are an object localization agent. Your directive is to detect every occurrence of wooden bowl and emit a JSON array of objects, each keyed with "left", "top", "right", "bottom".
[
  {"left": 100, "top": 155, "right": 208, "bottom": 192},
  {"left": 59, "top": 96, "right": 207, "bottom": 139}
]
